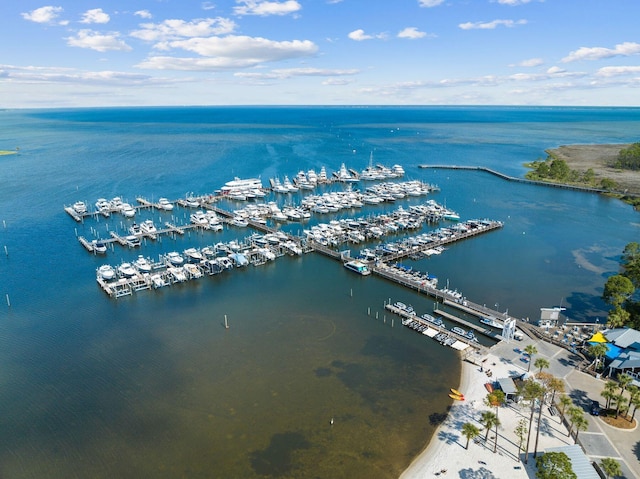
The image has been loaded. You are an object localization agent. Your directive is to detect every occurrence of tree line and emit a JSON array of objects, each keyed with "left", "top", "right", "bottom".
[
  {"left": 602, "top": 242, "right": 640, "bottom": 329},
  {"left": 614, "top": 142, "right": 640, "bottom": 171},
  {"left": 524, "top": 157, "right": 618, "bottom": 190}
]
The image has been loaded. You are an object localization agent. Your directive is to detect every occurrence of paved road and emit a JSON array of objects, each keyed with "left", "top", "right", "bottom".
[{"left": 490, "top": 336, "right": 640, "bottom": 479}]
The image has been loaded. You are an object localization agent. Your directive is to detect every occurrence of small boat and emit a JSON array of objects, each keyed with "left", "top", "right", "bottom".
[
  {"left": 344, "top": 260, "right": 371, "bottom": 276},
  {"left": 166, "top": 251, "right": 184, "bottom": 266},
  {"left": 121, "top": 203, "right": 136, "bottom": 218},
  {"left": 157, "top": 198, "right": 174, "bottom": 211},
  {"left": 485, "top": 383, "right": 494, "bottom": 393},
  {"left": 449, "top": 393, "right": 464, "bottom": 401},
  {"left": 133, "top": 255, "right": 153, "bottom": 273},
  {"left": 118, "top": 262, "right": 137, "bottom": 278},
  {"left": 125, "top": 235, "right": 141, "bottom": 247},
  {"left": 451, "top": 326, "right": 466, "bottom": 336},
  {"left": 140, "top": 219, "right": 157, "bottom": 235},
  {"left": 184, "top": 247, "right": 204, "bottom": 263},
  {"left": 97, "top": 264, "right": 116, "bottom": 281},
  {"left": 450, "top": 388, "right": 464, "bottom": 397},
  {"left": 92, "top": 240, "right": 107, "bottom": 254},
  {"left": 73, "top": 201, "right": 87, "bottom": 214}
]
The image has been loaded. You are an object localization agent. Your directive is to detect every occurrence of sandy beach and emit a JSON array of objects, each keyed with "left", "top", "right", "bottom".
[{"left": 400, "top": 347, "right": 574, "bottom": 479}]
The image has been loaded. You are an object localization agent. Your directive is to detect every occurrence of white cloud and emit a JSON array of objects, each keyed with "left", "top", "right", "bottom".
[
  {"left": 459, "top": 19, "right": 527, "bottom": 30},
  {"left": 517, "top": 58, "right": 544, "bottom": 67},
  {"left": 234, "top": 0, "right": 302, "bottom": 16},
  {"left": 202, "top": 2, "right": 216, "bottom": 10},
  {"left": 494, "top": 0, "right": 534, "bottom": 5},
  {"left": 21, "top": 6, "right": 64, "bottom": 24},
  {"left": 348, "top": 29, "right": 371, "bottom": 41},
  {"left": 0, "top": 64, "right": 159, "bottom": 85},
  {"left": 397, "top": 27, "right": 427, "bottom": 39},
  {"left": 235, "top": 67, "right": 359, "bottom": 79},
  {"left": 137, "top": 35, "right": 318, "bottom": 70},
  {"left": 66, "top": 30, "right": 132, "bottom": 52},
  {"left": 134, "top": 10, "right": 153, "bottom": 19},
  {"left": 348, "top": 29, "right": 387, "bottom": 41},
  {"left": 546, "top": 66, "right": 565, "bottom": 75},
  {"left": 562, "top": 42, "right": 640, "bottom": 63},
  {"left": 596, "top": 66, "right": 640, "bottom": 77},
  {"left": 131, "top": 18, "right": 237, "bottom": 42},
  {"left": 418, "top": 0, "right": 444, "bottom": 7},
  {"left": 80, "top": 8, "right": 110, "bottom": 24}
]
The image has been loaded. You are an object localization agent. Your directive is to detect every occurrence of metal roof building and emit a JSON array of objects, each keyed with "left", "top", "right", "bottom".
[{"left": 544, "top": 444, "right": 599, "bottom": 479}]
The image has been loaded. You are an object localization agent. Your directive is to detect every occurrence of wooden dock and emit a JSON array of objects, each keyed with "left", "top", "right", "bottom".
[
  {"left": 434, "top": 309, "right": 502, "bottom": 340},
  {"left": 384, "top": 303, "right": 487, "bottom": 352}
]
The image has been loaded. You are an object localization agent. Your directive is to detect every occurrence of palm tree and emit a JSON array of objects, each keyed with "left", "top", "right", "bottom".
[
  {"left": 630, "top": 392, "right": 640, "bottom": 423},
  {"left": 520, "top": 378, "right": 544, "bottom": 464},
  {"left": 480, "top": 410, "right": 498, "bottom": 442},
  {"left": 558, "top": 394, "right": 572, "bottom": 424},
  {"left": 617, "top": 373, "right": 633, "bottom": 395},
  {"left": 548, "top": 376, "right": 565, "bottom": 407},
  {"left": 600, "top": 457, "right": 622, "bottom": 479},
  {"left": 535, "top": 357, "right": 550, "bottom": 374},
  {"left": 461, "top": 422, "right": 481, "bottom": 450},
  {"left": 612, "top": 393, "right": 627, "bottom": 418},
  {"left": 602, "top": 380, "right": 618, "bottom": 409},
  {"left": 587, "top": 343, "right": 608, "bottom": 371},
  {"left": 573, "top": 415, "right": 588, "bottom": 444},
  {"left": 533, "top": 381, "right": 549, "bottom": 458},
  {"left": 567, "top": 406, "right": 582, "bottom": 437},
  {"left": 524, "top": 344, "right": 538, "bottom": 372},
  {"left": 514, "top": 418, "right": 528, "bottom": 462},
  {"left": 626, "top": 385, "right": 639, "bottom": 413},
  {"left": 485, "top": 389, "right": 505, "bottom": 453}
]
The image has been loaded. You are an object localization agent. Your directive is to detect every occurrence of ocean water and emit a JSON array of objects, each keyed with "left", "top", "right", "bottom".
[{"left": 0, "top": 106, "right": 639, "bottom": 478}]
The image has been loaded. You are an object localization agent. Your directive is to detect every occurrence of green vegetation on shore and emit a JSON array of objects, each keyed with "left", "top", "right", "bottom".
[
  {"left": 615, "top": 143, "right": 640, "bottom": 171},
  {"left": 602, "top": 242, "right": 640, "bottom": 329},
  {"left": 524, "top": 157, "right": 617, "bottom": 190},
  {"left": 525, "top": 150, "right": 640, "bottom": 210}
]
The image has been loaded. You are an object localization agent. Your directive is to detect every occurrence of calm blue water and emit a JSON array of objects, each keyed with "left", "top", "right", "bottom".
[{"left": 0, "top": 106, "right": 638, "bottom": 478}]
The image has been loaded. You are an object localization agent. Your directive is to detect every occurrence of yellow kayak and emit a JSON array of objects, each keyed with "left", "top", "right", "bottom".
[
  {"left": 449, "top": 393, "right": 464, "bottom": 401},
  {"left": 450, "top": 388, "right": 464, "bottom": 397}
]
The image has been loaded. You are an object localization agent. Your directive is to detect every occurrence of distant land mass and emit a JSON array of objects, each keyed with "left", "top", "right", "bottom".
[{"left": 545, "top": 143, "right": 640, "bottom": 195}]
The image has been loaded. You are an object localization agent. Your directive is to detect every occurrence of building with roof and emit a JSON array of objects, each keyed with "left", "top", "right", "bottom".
[
  {"left": 600, "top": 327, "right": 640, "bottom": 385},
  {"left": 538, "top": 307, "right": 566, "bottom": 328}
]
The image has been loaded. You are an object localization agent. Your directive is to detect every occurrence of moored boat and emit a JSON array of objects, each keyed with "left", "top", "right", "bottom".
[
  {"left": 97, "top": 264, "right": 116, "bottom": 281},
  {"left": 344, "top": 260, "right": 371, "bottom": 276}
]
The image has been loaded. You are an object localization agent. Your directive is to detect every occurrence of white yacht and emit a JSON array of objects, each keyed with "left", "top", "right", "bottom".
[
  {"left": 73, "top": 201, "right": 87, "bottom": 214},
  {"left": 97, "top": 264, "right": 116, "bottom": 281},
  {"left": 336, "top": 163, "right": 359, "bottom": 183},
  {"left": 118, "top": 262, "right": 137, "bottom": 278},
  {"left": 125, "top": 235, "right": 141, "bottom": 247},
  {"left": 221, "top": 178, "right": 263, "bottom": 195},
  {"left": 166, "top": 251, "right": 184, "bottom": 266},
  {"left": 184, "top": 247, "right": 204, "bottom": 263},
  {"left": 344, "top": 260, "right": 371, "bottom": 275},
  {"left": 92, "top": 240, "right": 107, "bottom": 254},
  {"left": 140, "top": 219, "right": 158, "bottom": 235},
  {"left": 190, "top": 210, "right": 209, "bottom": 227},
  {"left": 157, "top": 198, "right": 174, "bottom": 211},
  {"left": 133, "top": 255, "right": 153, "bottom": 273},
  {"left": 121, "top": 203, "right": 136, "bottom": 218}
]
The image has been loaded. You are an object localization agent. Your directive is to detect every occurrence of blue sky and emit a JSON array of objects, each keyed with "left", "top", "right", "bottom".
[{"left": 3, "top": 0, "right": 640, "bottom": 107}]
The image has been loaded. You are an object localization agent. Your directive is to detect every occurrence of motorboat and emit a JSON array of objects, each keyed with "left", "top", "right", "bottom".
[
  {"left": 140, "top": 219, "right": 158, "bottom": 235},
  {"left": 133, "top": 255, "right": 153, "bottom": 273},
  {"left": 125, "top": 235, "right": 141, "bottom": 247},
  {"left": 72, "top": 201, "right": 87, "bottom": 214},
  {"left": 92, "top": 240, "right": 107, "bottom": 254},
  {"left": 166, "top": 251, "right": 184, "bottom": 266},
  {"left": 118, "top": 262, "right": 137, "bottom": 278},
  {"left": 228, "top": 252, "right": 249, "bottom": 267},
  {"left": 184, "top": 247, "right": 204, "bottom": 263},
  {"left": 129, "top": 223, "right": 141, "bottom": 235},
  {"left": 183, "top": 263, "right": 203, "bottom": 278},
  {"left": 97, "top": 264, "right": 116, "bottom": 281},
  {"left": 451, "top": 326, "right": 466, "bottom": 336},
  {"left": 121, "top": 203, "right": 136, "bottom": 218},
  {"left": 168, "top": 267, "right": 187, "bottom": 282},
  {"left": 344, "top": 260, "right": 371, "bottom": 276},
  {"left": 157, "top": 198, "right": 174, "bottom": 211},
  {"left": 95, "top": 198, "right": 111, "bottom": 217},
  {"left": 421, "top": 313, "right": 444, "bottom": 327},
  {"left": 190, "top": 211, "right": 209, "bottom": 227}
]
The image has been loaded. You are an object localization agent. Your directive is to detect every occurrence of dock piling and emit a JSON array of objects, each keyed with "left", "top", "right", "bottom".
[
  {"left": 4, "top": 246, "right": 7, "bottom": 257},
  {"left": 224, "top": 314, "right": 229, "bottom": 329},
  {"left": 6, "top": 294, "right": 10, "bottom": 307},
  {"left": 367, "top": 307, "right": 370, "bottom": 316}
]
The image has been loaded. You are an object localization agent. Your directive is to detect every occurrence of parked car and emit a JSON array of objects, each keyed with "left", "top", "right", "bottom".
[{"left": 590, "top": 400, "right": 600, "bottom": 416}]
